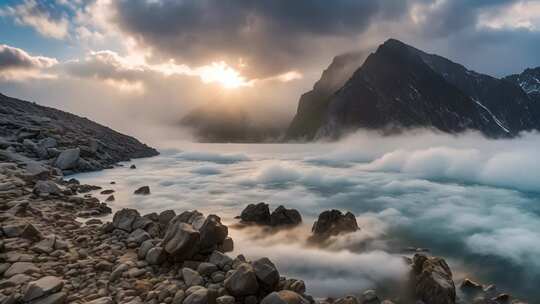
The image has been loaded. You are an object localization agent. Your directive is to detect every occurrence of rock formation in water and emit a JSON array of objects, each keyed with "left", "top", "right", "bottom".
[{"left": 286, "top": 39, "right": 540, "bottom": 140}]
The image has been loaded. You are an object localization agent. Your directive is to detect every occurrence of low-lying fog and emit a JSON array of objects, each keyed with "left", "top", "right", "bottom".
[{"left": 73, "top": 130, "right": 540, "bottom": 300}]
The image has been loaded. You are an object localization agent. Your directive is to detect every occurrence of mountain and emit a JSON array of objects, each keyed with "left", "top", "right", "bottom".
[
  {"left": 0, "top": 93, "right": 158, "bottom": 173},
  {"left": 181, "top": 103, "right": 282, "bottom": 142},
  {"left": 286, "top": 51, "right": 365, "bottom": 140},
  {"left": 286, "top": 39, "right": 540, "bottom": 140},
  {"left": 504, "top": 67, "right": 540, "bottom": 103}
]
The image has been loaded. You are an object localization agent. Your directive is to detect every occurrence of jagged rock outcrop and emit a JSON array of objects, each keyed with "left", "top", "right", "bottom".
[
  {"left": 411, "top": 254, "right": 456, "bottom": 304},
  {"left": 505, "top": 67, "right": 540, "bottom": 102},
  {"left": 239, "top": 203, "right": 302, "bottom": 227},
  {"left": 311, "top": 209, "right": 359, "bottom": 238},
  {"left": 286, "top": 39, "right": 540, "bottom": 140},
  {"left": 0, "top": 93, "right": 158, "bottom": 174}
]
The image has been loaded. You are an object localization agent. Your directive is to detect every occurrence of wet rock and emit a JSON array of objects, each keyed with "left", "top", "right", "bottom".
[
  {"left": 224, "top": 263, "right": 259, "bottom": 296},
  {"left": 461, "top": 278, "right": 484, "bottom": 295},
  {"left": 270, "top": 205, "right": 302, "bottom": 227},
  {"left": 134, "top": 185, "right": 150, "bottom": 195},
  {"left": 145, "top": 247, "right": 167, "bottom": 265},
  {"left": 209, "top": 251, "right": 233, "bottom": 269},
  {"left": 112, "top": 208, "right": 141, "bottom": 232},
  {"left": 261, "top": 290, "right": 309, "bottom": 304},
  {"left": 199, "top": 215, "right": 228, "bottom": 253},
  {"left": 311, "top": 210, "right": 358, "bottom": 237},
  {"left": 240, "top": 203, "right": 271, "bottom": 225},
  {"left": 127, "top": 228, "right": 151, "bottom": 245},
  {"left": 182, "top": 268, "right": 204, "bottom": 287},
  {"left": 100, "top": 189, "right": 114, "bottom": 195},
  {"left": 362, "top": 290, "right": 379, "bottom": 304},
  {"left": 412, "top": 254, "right": 456, "bottom": 304},
  {"left": 54, "top": 148, "right": 80, "bottom": 170},
  {"left": 184, "top": 288, "right": 208, "bottom": 304},
  {"left": 252, "top": 257, "right": 280, "bottom": 289},
  {"left": 3, "top": 222, "right": 42, "bottom": 241},
  {"left": 31, "top": 235, "right": 56, "bottom": 254},
  {"left": 197, "top": 262, "right": 218, "bottom": 277},
  {"left": 22, "top": 276, "right": 64, "bottom": 301},
  {"left": 130, "top": 164, "right": 137, "bottom": 169}
]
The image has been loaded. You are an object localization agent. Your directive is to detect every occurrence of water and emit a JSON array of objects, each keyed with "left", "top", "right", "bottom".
[{"left": 73, "top": 132, "right": 540, "bottom": 301}]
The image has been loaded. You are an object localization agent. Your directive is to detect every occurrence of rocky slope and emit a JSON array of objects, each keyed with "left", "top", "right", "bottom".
[
  {"left": 0, "top": 93, "right": 158, "bottom": 174},
  {"left": 286, "top": 39, "right": 540, "bottom": 140},
  {"left": 504, "top": 67, "right": 540, "bottom": 103}
]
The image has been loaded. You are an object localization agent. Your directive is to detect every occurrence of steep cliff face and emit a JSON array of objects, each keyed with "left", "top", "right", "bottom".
[
  {"left": 286, "top": 52, "right": 365, "bottom": 140},
  {"left": 286, "top": 39, "right": 540, "bottom": 140}
]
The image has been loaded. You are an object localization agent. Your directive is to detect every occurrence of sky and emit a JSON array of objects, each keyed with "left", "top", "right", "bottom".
[{"left": 1, "top": 0, "right": 540, "bottom": 141}]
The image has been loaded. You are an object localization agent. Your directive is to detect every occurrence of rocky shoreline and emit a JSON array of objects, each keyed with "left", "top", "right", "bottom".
[
  {"left": 0, "top": 93, "right": 529, "bottom": 304},
  {"left": 0, "top": 159, "right": 529, "bottom": 304}
]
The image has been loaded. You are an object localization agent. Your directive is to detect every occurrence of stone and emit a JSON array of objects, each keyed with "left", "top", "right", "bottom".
[
  {"left": 23, "top": 276, "right": 64, "bottom": 301},
  {"left": 334, "top": 296, "right": 360, "bottom": 304},
  {"left": 86, "top": 297, "right": 113, "bottom": 304},
  {"left": 162, "top": 222, "right": 200, "bottom": 260},
  {"left": 362, "top": 290, "right": 379, "bottom": 304},
  {"left": 198, "top": 262, "right": 219, "bottom": 277},
  {"left": 270, "top": 206, "right": 302, "bottom": 227},
  {"left": 105, "top": 195, "right": 115, "bottom": 202},
  {"left": 461, "top": 278, "right": 483, "bottom": 294},
  {"left": 219, "top": 237, "right": 234, "bottom": 252},
  {"left": 29, "top": 292, "right": 67, "bottom": 304},
  {"left": 216, "top": 295, "right": 235, "bottom": 304},
  {"left": 172, "top": 290, "right": 185, "bottom": 304},
  {"left": 127, "top": 229, "right": 151, "bottom": 245},
  {"left": 224, "top": 263, "right": 259, "bottom": 297},
  {"left": 199, "top": 215, "right": 228, "bottom": 253},
  {"left": 138, "top": 239, "right": 156, "bottom": 260},
  {"left": 4, "top": 262, "right": 40, "bottom": 277},
  {"left": 134, "top": 186, "right": 150, "bottom": 195},
  {"left": 159, "top": 210, "right": 176, "bottom": 228},
  {"left": 261, "top": 290, "right": 309, "bottom": 304},
  {"left": 54, "top": 148, "right": 80, "bottom": 170},
  {"left": 38, "top": 137, "right": 57, "bottom": 149},
  {"left": 3, "top": 222, "right": 42, "bottom": 241},
  {"left": 412, "top": 254, "right": 456, "bottom": 304},
  {"left": 130, "top": 164, "right": 137, "bottom": 169},
  {"left": 311, "top": 210, "right": 358, "bottom": 237},
  {"left": 100, "top": 189, "right": 115, "bottom": 194},
  {"left": 252, "top": 257, "right": 280, "bottom": 289},
  {"left": 31, "top": 235, "right": 56, "bottom": 254},
  {"left": 240, "top": 202, "right": 271, "bottom": 224},
  {"left": 33, "top": 180, "right": 62, "bottom": 196},
  {"left": 112, "top": 208, "right": 141, "bottom": 232},
  {"left": 209, "top": 251, "right": 233, "bottom": 269},
  {"left": 184, "top": 288, "right": 208, "bottom": 304},
  {"left": 182, "top": 268, "right": 204, "bottom": 286},
  {"left": 145, "top": 247, "right": 167, "bottom": 265},
  {"left": 0, "top": 274, "right": 32, "bottom": 288}
]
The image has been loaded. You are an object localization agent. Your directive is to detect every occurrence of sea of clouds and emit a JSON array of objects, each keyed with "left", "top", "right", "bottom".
[{"left": 74, "top": 129, "right": 540, "bottom": 300}]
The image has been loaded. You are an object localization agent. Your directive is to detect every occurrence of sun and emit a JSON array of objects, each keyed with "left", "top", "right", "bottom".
[{"left": 197, "top": 61, "right": 251, "bottom": 89}]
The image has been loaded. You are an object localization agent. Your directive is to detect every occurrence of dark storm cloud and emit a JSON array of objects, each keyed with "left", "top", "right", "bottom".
[
  {"left": 110, "top": 0, "right": 539, "bottom": 77},
  {"left": 112, "top": 0, "right": 408, "bottom": 77}
]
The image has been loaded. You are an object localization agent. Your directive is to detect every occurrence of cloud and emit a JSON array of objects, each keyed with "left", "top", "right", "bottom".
[
  {"left": 0, "top": 0, "right": 69, "bottom": 39},
  {"left": 176, "top": 151, "right": 250, "bottom": 164},
  {"left": 0, "top": 44, "right": 58, "bottom": 80}
]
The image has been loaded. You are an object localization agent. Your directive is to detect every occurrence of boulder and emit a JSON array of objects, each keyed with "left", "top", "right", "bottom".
[
  {"left": 197, "top": 262, "right": 218, "bottom": 277},
  {"left": 127, "top": 228, "right": 151, "bottom": 245},
  {"left": 159, "top": 209, "right": 176, "bottom": 229},
  {"left": 134, "top": 185, "right": 150, "bottom": 195},
  {"left": 54, "top": 148, "right": 80, "bottom": 170},
  {"left": 3, "top": 223, "right": 42, "bottom": 241},
  {"left": 412, "top": 254, "right": 456, "bottom": 304},
  {"left": 209, "top": 251, "right": 233, "bottom": 269},
  {"left": 270, "top": 206, "right": 302, "bottom": 227},
  {"left": 145, "top": 247, "right": 167, "bottom": 265},
  {"left": 184, "top": 288, "right": 208, "bottom": 304},
  {"left": 460, "top": 278, "right": 483, "bottom": 295},
  {"left": 4, "top": 262, "right": 40, "bottom": 278},
  {"left": 224, "top": 263, "right": 259, "bottom": 296},
  {"left": 240, "top": 203, "right": 271, "bottom": 224},
  {"left": 311, "top": 210, "right": 358, "bottom": 237},
  {"left": 252, "top": 257, "right": 280, "bottom": 289},
  {"left": 182, "top": 268, "right": 204, "bottom": 286},
  {"left": 261, "top": 290, "right": 309, "bottom": 304},
  {"left": 112, "top": 208, "right": 141, "bottom": 232},
  {"left": 22, "top": 276, "right": 64, "bottom": 301},
  {"left": 33, "top": 180, "right": 62, "bottom": 196},
  {"left": 31, "top": 235, "right": 56, "bottom": 254},
  {"left": 38, "top": 137, "right": 57, "bottom": 149},
  {"left": 162, "top": 222, "right": 200, "bottom": 260},
  {"left": 199, "top": 215, "right": 228, "bottom": 253}
]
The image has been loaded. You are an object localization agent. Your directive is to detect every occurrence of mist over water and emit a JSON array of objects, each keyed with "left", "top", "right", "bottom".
[{"left": 73, "top": 130, "right": 540, "bottom": 300}]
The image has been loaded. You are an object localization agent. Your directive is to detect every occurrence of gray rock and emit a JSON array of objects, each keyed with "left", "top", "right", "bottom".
[
  {"left": 138, "top": 239, "right": 156, "bottom": 260},
  {"left": 270, "top": 206, "right": 302, "bottom": 227},
  {"left": 216, "top": 295, "right": 235, "bottom": 304},
  {"left": 412, "top": 254, "right": 456, "bottom": 304},
  {"left": 127, "top": 228, "right": 151, "bottom": 245},
  {"left": 199, "top": 215, "right": 228, "bottom": 253},
  {"left": 197, "top": 262, "right": 218, "bottom": 277},
  {"left": 2, "top": 223, "right": 42, "bottom": 241},
  {"left": 162, "top": 222, "right": 200, "bottom": 259},
  {"left": 145, "top": 247, "right": 167, "bottom": 265},
  {"left": 209, "top": 251, "right": 233, "bottom": 269},
  {"left": 311, "top": 210, "right": 359, "bottom": 238},
  {"left": 334, "top": 296, "right": 360, "bottom": 304},
  {"left": 86, "top": 297, "right": 113, "bottom": 304},
  {"left": 5, "top": 262, "right": 40, "bottom": 277},
  {"left": 172, "top": 290, "right": 185, "bottom": 304},
  {"left": 54, "top": 148, "right": 80, "bottom": 170},
  {"left": 240, "top": 202, "right": 271, "bottom": 224},
  {"left": 159, "top": 210, "right": 176, "bottom": 228},
  {"left": 31, "top": 235, "right": 56, "bottom": 254},
  {"left": 33, "top": 180, "right": 62, "bottom": 196},
  {"left": 224, "top": 263, "right": 259, "bottom": 297},
  {"left": 23, "top": 276, "right": 64, "bottom": 301},
  {"left": 362, "top": 290, "right": 379, "bottom": 304},
  {"left": 112, "top": 208, "right": 140, "bottom": 232},
  {"left": 253, "top": 257, "right": 280, "bottom": 289},
  {"left": 261, "top": 291, "right": 309, "bottom": 304},
  {"left": 39, "top": 137, "right": 57, "bottom": 149},
  {"left": 134, "top": 185, "right": 150, "bottom": 195},
  {"left": 183, "top": 288, "right": 208, "bottom": 304},
  {"left": 29, "top": 292, "right": 67, "bottom": 304},
  {"left": 182, "top": 268, "right": 204, "bottom": 287}
]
